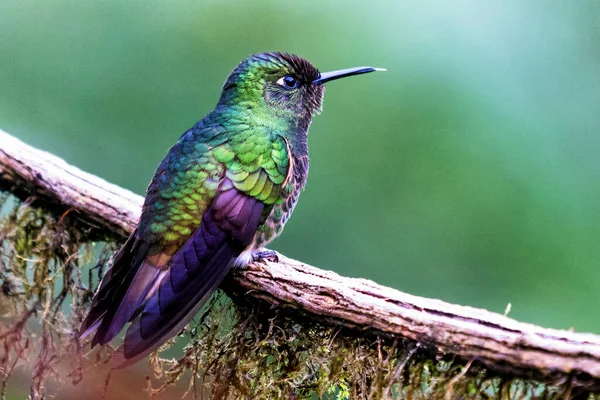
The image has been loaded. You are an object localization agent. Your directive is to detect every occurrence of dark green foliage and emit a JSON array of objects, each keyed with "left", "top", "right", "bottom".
[{"left": 0, "top": 193, "right": 597, "bottom": 399}]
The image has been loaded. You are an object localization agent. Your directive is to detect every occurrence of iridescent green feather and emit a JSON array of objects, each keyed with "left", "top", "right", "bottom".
[{"left": 141, "top": 123, "right": 290, "bottom": 250}]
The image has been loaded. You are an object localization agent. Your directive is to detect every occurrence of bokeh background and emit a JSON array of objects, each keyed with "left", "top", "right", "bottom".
[{"left": 1, "top": 0, "right": 599, "bottom": 362}]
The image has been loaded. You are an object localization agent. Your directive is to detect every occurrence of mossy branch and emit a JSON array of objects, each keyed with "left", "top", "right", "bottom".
[{"left": 2, "top": 129, "right": 600, "bottom": 394}]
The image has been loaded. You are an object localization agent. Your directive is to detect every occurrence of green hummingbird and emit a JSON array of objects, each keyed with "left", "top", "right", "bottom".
[{"left": 79, "top": 52, "right": 384, "bottom": 367}]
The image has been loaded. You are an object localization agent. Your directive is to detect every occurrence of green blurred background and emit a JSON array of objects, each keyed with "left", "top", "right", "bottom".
[{"left": 1, "top": 0, "right": 599, "bottom": 338}]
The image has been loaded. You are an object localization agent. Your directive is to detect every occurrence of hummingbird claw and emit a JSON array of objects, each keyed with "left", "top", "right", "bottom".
[{"left": 252, "top": 250, "right": 279, "bottom": 263}]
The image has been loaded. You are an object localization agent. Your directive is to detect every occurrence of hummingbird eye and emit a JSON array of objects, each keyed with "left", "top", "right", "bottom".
[{"left": 276, "top": 75, "right": 300, "bottom": 90}]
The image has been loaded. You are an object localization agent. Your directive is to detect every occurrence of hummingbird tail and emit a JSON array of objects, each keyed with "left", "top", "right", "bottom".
[
  {"left": 80, "top": 231, "right": 168, "bottom": 348},
  {"left": 79, "top": 232, "right": 143, "bottom": 340},
  {"left": 91, "top": 258, "right": 164, "bottom": 347},
  {"left": 114, "top": 237, "right": 237, "bottom": 368}
]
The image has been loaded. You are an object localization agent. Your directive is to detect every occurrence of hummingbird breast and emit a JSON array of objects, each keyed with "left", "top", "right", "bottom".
[{"left": 251, "top": 153, "right": 309, "bottom": 249}]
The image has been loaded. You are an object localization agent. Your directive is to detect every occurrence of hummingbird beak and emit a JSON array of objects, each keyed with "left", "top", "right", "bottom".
[{"left": 312, "top": 66, "right": 386, "bottom": 85}]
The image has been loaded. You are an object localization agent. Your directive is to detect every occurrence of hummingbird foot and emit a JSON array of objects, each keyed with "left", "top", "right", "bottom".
[{"left": 252, "top": 249, "right": 279, "bottom": 263}]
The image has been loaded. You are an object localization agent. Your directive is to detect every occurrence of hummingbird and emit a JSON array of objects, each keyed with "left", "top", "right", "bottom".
[{"left": 79, "top": 52, "right": 384, "bottom": 367}]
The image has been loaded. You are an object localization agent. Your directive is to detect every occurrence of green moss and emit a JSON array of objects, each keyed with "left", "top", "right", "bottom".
[
  {"left": 0, "top": 192, "right": 597, "bottom": 399},
  {"left": 0, "top": 193, "right": 117, "bottom": 399}
]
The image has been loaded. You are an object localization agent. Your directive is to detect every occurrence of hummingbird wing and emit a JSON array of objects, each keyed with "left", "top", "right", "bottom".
[{"left": 79, "top": 124, "right": 290, "bottom": 366}]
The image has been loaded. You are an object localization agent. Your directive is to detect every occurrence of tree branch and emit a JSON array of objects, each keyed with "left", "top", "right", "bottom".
[{"left": 1, "top": 129, "right": 599, "bottom": 390}]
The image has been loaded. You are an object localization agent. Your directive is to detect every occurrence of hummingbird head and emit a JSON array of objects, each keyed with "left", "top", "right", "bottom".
[
  {"left": 218, "top": 52, "right": 384, "bottom": 122},
  {"left": 219, "top": 52, "right": 324, "bottom": 118},
  {"left": 217, "top": 52, "right": 384, "bottom": 154}
]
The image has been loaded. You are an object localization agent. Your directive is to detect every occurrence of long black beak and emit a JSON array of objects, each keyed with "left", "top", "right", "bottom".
[{"left": 312, "top": 66, "right": 386, "bottom": 85}]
